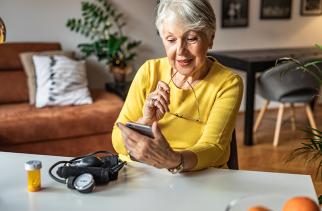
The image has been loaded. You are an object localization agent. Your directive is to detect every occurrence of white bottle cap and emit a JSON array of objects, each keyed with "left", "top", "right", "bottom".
[{"left": 25, "top": 160, "right": 42, "bottom": 171}]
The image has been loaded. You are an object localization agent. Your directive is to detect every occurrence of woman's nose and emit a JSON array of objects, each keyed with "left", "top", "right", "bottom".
[{"left": 176, "top": 41, "right": 186, "bottom": 55}]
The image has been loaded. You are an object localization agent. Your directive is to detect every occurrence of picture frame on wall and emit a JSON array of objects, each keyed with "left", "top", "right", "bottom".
[
  {"left": 260, "top": 0, "right": 292, "bottom": 19},
  {"left": 221, "top": 0, "right": 249, "bottom": 28},
  {"left": 301, "top": 0, "right": 322, "bottom": 16}
]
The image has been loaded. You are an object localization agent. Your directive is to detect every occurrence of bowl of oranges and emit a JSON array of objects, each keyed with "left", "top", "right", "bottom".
[{"left": 226, "top": 194, "right": 319, "bottom": 211}]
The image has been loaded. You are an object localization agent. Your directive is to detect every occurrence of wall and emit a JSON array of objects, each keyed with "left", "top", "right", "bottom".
[{"left": 1, "top": 0, "right": 321, "bottom": 110}]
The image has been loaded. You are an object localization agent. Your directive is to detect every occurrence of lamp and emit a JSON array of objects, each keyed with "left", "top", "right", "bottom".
[{"left": 0, "top": 17, "right": 6, "bottom": 43}]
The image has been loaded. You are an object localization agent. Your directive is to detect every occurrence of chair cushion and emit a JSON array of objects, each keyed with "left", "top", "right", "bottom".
[
  {"left": 279, "top": 89, "right": 317, "bottom": 103},
  {"left": 256, "top": 57, "right": 321, "bottom": 103},
  {"left": 0, "top": 90, "right": 123, "bottom": 145}
]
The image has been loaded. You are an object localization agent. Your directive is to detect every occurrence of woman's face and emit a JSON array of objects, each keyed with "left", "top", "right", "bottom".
[{"left": 160, "top": 17, "right": 213, "bottom": 76}]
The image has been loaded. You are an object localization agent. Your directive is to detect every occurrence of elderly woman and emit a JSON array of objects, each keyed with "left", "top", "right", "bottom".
[{"left": 112, "top": 0, "right": 243, "bottom": 172}]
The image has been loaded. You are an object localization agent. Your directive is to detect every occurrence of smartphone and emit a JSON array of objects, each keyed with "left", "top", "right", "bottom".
[{"left": 125, "top": 122, "right": 154, "bottom": 138}]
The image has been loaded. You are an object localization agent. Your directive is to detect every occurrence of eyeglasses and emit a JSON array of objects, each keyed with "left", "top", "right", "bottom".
[{"left": 167, "top": 71, "right": 203, "bottom": 124}]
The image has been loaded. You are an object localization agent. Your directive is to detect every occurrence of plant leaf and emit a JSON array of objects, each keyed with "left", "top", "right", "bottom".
[
  {"left": 66, "top": 0, "right": 141, "bottom": 67},
  {"left": 315, "top": 43, "right": 322, "bottom": 50}
]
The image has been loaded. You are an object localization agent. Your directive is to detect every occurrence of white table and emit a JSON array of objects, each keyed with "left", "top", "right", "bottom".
[{"left": 0, "top": 152, "right": 317, "bottom": 211}]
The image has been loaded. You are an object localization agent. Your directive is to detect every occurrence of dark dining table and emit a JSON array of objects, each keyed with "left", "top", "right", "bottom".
[{"left": 208, "top": 47, "right": 322, "bottom": 146}]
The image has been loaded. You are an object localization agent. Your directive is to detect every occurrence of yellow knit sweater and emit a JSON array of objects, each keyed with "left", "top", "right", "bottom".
[{"left": 112, "top": 57, "right": 243, "bottom": 170}]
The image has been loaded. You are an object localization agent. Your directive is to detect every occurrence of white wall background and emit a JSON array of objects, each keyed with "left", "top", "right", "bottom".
[{"left": 1, "top": 0, "right": 321, "bottom": 111}]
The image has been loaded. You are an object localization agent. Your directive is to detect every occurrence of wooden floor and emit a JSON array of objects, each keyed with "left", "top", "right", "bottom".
[{"left": 236, "top": 104, "right": 322, "bottom": 195}]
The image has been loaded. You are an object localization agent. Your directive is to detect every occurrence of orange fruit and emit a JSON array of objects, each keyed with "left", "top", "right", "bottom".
[
  {"left": 282, "top": 196, "right": 319, "bottom": 211},
  {"left": 247, "top": 206, "right": 271, "bottom": 211}
]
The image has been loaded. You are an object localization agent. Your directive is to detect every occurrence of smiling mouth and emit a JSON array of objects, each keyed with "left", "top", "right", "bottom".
[{"left": 177, "top": 59, "right": 193, "bottom": 66}]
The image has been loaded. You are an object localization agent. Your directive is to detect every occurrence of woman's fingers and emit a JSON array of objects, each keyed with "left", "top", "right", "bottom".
[
  {"left": 151, "top": 88, "right": 170, "bottom": 112},
  {"left": 152, "top": 121, "right": 163, "bottom": 139},
  {"left": 118, "top": 122, "right": 150, "bottom": 160},
  {"left": 156, "top": 97, "right": 171, "bottom": 113},
  {"left": 125, "top": 138, "right": 140, "bottom": 159},
  {"left": 154, "top": 101, "right": 164, "bottom": 114},
  {"left": 157, "top": 81, "right": 170, "bottom": 104},
  {"left": 157, "top": 90, "right": 170, "bottom": 106},
  {"left": 118, "top": 121, "right": 174, "bottom": 169},
  {"left": 117, "top": 123, "right": 148, "bottom": 144},
  {"left": 143, "top": 80, "right": 171, "bottom": 122},
  {"left": 157, "top": 81, "right": 170, "bottom": 93},
  {"left": 147, "top": 93, "right": 168, "bottom": 114}
]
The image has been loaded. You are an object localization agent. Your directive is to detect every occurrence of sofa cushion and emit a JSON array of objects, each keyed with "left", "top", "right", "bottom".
[
  {"left": 0, "top": 133, "right": 116, "bottom": 157},
  {"left": 0, "top": 70, "right": 29, "bottom": 103},
  {"left": 0, "top": 90, "right": 123, "bottom": 145},
  {"left": 20, "top": 51, "right": 75, "bottom": 104},
  {"left": 0, "top": 43, "right": 61, "bottom": 71},
  {"left": 0, "top": 42, "right": 62, "bottom": 103}
]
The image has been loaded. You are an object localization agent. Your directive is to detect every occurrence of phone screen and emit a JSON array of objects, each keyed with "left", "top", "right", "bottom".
[{"left": 125, "top": 122, "right": 154, "bottom": 138}]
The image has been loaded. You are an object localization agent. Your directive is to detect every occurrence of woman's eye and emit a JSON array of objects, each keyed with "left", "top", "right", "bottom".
[
  {"left": 187, "top": 37, "right": 198, "bottom": 43},
  {"left": 167, "top": 39, "right": 176, "bottom": 43}
]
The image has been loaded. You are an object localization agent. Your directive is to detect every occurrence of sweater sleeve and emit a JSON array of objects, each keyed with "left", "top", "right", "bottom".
[
  {"left": 112, "top": 61, "right": 151, "bottom": 156},
  {"left": 186, "top": 74, "right": 243, "bottom": 170}
]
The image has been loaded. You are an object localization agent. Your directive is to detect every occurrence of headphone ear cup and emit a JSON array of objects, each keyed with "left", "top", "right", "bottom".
[{"left": 73, "top": 173, "right": 95, "bottom": 193}]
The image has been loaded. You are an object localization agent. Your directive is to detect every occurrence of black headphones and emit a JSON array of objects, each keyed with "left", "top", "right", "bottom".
[{"left": 49, "top": 151, "right": 126, "bottom": 193}]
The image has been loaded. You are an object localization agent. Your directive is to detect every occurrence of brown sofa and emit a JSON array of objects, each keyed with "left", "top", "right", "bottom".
[{"left": 0, "top": 42, "right": 123, "bottom": 156}]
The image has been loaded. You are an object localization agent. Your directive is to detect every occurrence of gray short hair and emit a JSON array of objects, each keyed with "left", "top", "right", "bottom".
[{"left": 155, "top": 0, "right": 216, "bottom": 39}]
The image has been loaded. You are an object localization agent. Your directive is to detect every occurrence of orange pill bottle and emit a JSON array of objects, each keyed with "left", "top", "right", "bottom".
[{"left": 25, "top": 160, "right": 42, "bottom": 192}]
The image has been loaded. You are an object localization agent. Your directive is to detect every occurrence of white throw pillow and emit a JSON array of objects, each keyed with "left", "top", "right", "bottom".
[
  {"left": 20, "top": 51, "right": 75, "bottom": 104},
  {"left": 33, "top": 55, "right": 93, "bottom": 108}
]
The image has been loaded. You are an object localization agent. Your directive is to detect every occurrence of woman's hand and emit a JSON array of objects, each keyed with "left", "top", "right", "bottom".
[
  {"left": 141, "top": 81, "right": 170, "bottom": 124},
  {"left": 117, "top": 121, "right": 181, "bottom": 169}
]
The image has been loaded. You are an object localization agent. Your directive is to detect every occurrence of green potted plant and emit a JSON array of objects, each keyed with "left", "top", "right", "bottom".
[
  {"left": 277, "top": 44, "right": 322, "bottom": 203},
  {"left": 66, "top": 0, "right": 141, "bottom": 82}
]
